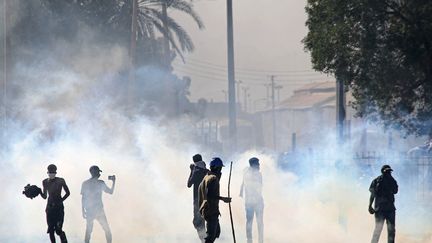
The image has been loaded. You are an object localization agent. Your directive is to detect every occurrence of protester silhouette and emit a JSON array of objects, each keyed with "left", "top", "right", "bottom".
[{"left": 81, "top": 165, "right": 116, "bottom": 243}]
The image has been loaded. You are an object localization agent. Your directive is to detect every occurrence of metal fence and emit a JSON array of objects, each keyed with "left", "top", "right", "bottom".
[
  {"left": 278, "top": 151, "right": 432, "bottom": 201},
  {"left": 353, "top": 153, "right": 432, "bottom": 200}
]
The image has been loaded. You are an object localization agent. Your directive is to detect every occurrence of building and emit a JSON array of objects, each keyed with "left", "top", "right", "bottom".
[{"left": 256, "top": 81, "right": 424, "bottom": 153}]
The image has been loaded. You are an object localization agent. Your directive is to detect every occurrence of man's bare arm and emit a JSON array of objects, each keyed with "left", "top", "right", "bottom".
[
  {"left": 62, "top": 180, "right": 70, "bottom": 201},
  {"left": 106, "top": 178, "right": 116, "bottom": 194},
  {"left": 40, "top": 181, "right": 47, "bottom": 199}
]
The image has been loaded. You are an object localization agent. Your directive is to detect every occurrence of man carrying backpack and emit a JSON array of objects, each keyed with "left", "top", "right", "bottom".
[
  {"left": 368, "top": 164, "right": 398, "bottom": 243},
  {"left": 198, "top": 157, "right": 232, "bottom": 243},
  {"left": 187, "top": 154, "right": 208, "bottom": 242}
]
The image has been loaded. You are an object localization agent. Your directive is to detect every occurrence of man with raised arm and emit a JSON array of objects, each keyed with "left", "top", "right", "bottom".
[{"left": 81, "top": 165, "right": 116, "bottom": 243}]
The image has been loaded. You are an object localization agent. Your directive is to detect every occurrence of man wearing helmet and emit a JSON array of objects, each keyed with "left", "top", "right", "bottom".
[
  {"left": 81, "top": 165, "right": 116, "bottom": 243},
  {"left": 198, "top": 157, "right": 232, "bottom": 243},
  {"left": 41, "top": 164, "right": 70, "bottom": 243},
  {"left": 368, "top": 164, "right": 398, "bottom": 243},
  {"left": 240, "top": 157, "right": 264, "bottom": 243}
]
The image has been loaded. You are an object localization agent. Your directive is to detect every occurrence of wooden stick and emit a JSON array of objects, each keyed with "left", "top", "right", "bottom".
[{"left": 228, "top": 161, "right": 236, "bottom": 242}]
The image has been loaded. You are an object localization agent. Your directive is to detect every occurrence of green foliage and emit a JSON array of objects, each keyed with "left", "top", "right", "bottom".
[
  {"left": 304, "top": 0, "right": 432, "bottom": 136},
  {"left": 18, "top": 0, "right": 203, "bottom": 67}
]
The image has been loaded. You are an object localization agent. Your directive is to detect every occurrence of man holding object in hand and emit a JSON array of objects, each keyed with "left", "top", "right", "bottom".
[{"left": 368, "top": 164, "right": 398, "bottom": 243}]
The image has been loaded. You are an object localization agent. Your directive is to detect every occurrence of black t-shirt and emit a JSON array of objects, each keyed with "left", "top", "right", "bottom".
[
  {"left": 188, "top": 161, "right": 208, "bottom": 206},
  {"left": 369, "top": 174, "right": 398, "bottom": 212}
]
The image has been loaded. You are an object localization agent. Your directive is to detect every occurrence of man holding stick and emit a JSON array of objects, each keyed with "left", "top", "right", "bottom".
[{"left": 198, "top": 157, "right": 232, "bottom": 243}]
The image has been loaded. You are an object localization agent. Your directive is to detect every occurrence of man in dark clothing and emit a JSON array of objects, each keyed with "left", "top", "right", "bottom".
[
  {"left": 240, "top": 157, "right": 264, "bottom": 243},
  {"left": 40, "top": 164, "right": 70, "bottom": 243},
  {"left": 198, "top": 157, "right": 231, "bottom": 243},
  {"left": 187, "top": 154, "right": 208, "bottom": 242},
  {"left": 369, "top": 164, "right": 398, "bottom": 243},
  {"left": 81, "top": 165, "right": 116, "bottom": 243}
]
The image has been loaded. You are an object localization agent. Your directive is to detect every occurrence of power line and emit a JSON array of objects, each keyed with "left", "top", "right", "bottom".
[
  {"left": 173, "top": 65, "right": 332, "bottom": 83},
  {"left": 176, "top": 56, "right": 326, "bottom": 74},
  {"left": 173, "top": 62, "right": 327, "bottom": 79},
  {"left": 174, "top": 70, "right": 333, "bottom": 87}
]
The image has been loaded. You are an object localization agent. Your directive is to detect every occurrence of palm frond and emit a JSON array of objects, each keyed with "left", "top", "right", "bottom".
[
  {"left": 168, "top": 0, "right": 204, "bottom": 29},
  {"left": 152, "top": 19, "right": 185, "bottom": 61}
]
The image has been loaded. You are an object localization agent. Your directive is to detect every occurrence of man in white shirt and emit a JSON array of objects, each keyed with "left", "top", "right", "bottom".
[
  {"left": 240, "top": 157, "right": 264, "bottom": 243},
  {"left": 81, "top": 165, "right": 116, "bottom": 243}
]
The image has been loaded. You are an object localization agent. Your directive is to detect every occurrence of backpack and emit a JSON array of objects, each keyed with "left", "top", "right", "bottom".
[{"left": 374, "top": 175, "right": 384, "bottom": 195}]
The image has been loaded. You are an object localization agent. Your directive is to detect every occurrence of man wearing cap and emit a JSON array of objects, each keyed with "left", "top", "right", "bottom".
[
  {"left": 368, "top": 165, "right": 398, "bottom": 243},
  {"left": 41, "top": 164, "right": 70, "bottom": 243},
  {"left": 198, "top": 157, "right": 232, "bottom": 243},
  {"left": 81, "top": 165, "right": 116, "bottom": 243},
  {"left": 187, "top": 154, "right": 209, "bottom": 242},
  {"left": 240, "top": 157, "right": 264, "bottom": 243}
]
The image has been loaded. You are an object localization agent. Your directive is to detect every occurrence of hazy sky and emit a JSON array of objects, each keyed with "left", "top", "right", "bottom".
[{"left": 172, "top": 0, "right": 334, "bottom": 108}]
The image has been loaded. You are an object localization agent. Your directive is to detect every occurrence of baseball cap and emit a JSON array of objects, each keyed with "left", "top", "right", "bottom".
[{"left": 381, "top": 164, "right": 393, "bottom": 173}]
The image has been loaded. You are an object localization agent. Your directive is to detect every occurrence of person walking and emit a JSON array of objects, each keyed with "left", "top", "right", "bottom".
[
  {"left": 198, "top": 157, "right": 232, "bottom": 243},
  {"left": 240, "top": 157, "right": 264, "bottom": 243},
  {"left": 81, "top": 165, "right": 116, "bottom": 243},
  {"left": 41, "top": 164, "right": 70, "bottom": 243},
  {"left": 187, "top": 154, "right": 208, "bottom": 242},
  {"left": 369, "top": 164, "right": 398, "bottom": 243}
]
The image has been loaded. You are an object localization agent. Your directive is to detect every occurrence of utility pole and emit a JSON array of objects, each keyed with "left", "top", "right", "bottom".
[
  {"left": 129, "top": 0, "right": 138, "bottom": 83},
  {"left": 226, "top": 0, "right": 237, "bottom": 150},
  {"left": 275, "top": 85, "right": 283, "bottom": 103},
  {"left": 270, "top": 75, "right": 277, "bottom": 150},
  {"left": 336, "top": 76, "right": 346, "bottom": 144},
  {"left": 264, "top": 83, "right": 271, "bottom": 107},
  {"left": 2, "top": 0, "right": 9, "bottom": 139},
  {"left": 236, "top": 80, "right": 242, "bottom": 107},
  {"left": 241, "top": 86, "right": 249, "bottom": 112},
  {"left": 161, "top": 0, "right": 171, "bottom": 67}
]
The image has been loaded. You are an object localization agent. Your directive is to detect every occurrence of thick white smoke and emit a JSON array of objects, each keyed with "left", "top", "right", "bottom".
[{"left": 1, "top": 11, "right": 432, "bottom": 243}]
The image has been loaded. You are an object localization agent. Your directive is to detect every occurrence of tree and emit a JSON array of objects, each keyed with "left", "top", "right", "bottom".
[
  {"left": 38, "top": 0, "right": 204, "bottom": 65},
  {"left": 109, "top": 0, "right": 204, "bottom": 63},
  {"left": 303, "top": 0, "right": 432, "bottom": 136}
]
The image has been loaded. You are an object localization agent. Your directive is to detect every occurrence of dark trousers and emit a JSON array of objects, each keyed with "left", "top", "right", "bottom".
[
  {"left": 193, "top": 204, "right": 206, "bottom": 242},
  {"left": 371, "top": 211, "right": 396, "bottom": 243},
  {"left": 46, "top": 204, "right": 67, "bottom": 243},
  {"left": 205, "top": 215, "right": 220, "bottom": 243},
  {"left": 85, "top": 209, "right": 112, "bottom": 243},
  {"left": 246, "top": 203, "right": 264, "bottom": 243}
]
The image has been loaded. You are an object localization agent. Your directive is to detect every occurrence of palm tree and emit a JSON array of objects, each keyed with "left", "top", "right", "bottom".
[{"left": 110, "top": 0, "right": 204, "bottom": 61}]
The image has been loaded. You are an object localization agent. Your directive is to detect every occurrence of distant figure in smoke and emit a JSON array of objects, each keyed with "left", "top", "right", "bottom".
[
  {"left": 368, "top": 165, "right": 398, "bottom": 243},
  {"left": 41, "top": 164, "right": 70, "bottom": 243},
  {"left": 198, "top": 157, "right": 232, "bottom": 243},
  {"left": 240, "top": 157, "right": 264, "bottom": 243},
  {"left": 187, "top": 154, "right": 209, "bottom": 242},
  {"left": 81, "top": 165, "right": 116, "bottom": 243}
]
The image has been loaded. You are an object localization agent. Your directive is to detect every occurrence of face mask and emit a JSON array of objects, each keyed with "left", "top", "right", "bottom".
[{"left": 48, "top": 173, "right": 56, "bottom": 179}]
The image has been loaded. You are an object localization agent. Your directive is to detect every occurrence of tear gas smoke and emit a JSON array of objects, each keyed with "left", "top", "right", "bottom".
[
  {"left": 1, "top": 3, "right": 432, "bottom": 243},
  {"left": 2, "top": 51, "right": 432, "bottom": 242}
]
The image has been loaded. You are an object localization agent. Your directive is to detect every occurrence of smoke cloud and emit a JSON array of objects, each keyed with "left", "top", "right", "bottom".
[{"left": 1, "top": 2, "right": 432, "bottom": 243}]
